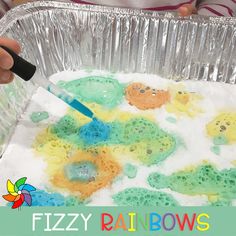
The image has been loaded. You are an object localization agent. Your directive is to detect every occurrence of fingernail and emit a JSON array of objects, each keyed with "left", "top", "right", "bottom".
[
  {"left": 1, "top": 71, "right": 11, "bottom": 82},
  {"left": 0, "top": 55, "right": 13, "bottom": 70}
]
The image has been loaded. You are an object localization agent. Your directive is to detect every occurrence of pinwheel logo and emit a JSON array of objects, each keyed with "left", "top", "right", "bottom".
[{"left": 2, "top": 177, "right": 36, "bottom": 209}]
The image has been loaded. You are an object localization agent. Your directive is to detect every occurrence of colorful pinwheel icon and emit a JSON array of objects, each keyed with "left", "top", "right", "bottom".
[{"left": 2, "top": 177, "right": 36, "bottom": 209}]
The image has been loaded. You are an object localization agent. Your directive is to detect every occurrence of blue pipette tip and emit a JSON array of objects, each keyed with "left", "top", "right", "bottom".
[
  {"left": 92, "top": 116, "right": 98, "bottom": 121},
  {"left": 69, "top": 98, "right": 95, "bottom": 119}
]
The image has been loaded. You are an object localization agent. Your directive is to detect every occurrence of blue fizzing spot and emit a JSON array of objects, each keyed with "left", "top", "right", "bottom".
[
  {"left": 30, "top": 190, "right": 65, "bottom": 206},
  {"left": 79, "top": 119, "right": 111, "bottom": 145},
  {"left": 7, "top": 190, "right": 65, "bottom": 207},
  {"left": 29, "top": 190, "right": 83, "bottom": 206}
]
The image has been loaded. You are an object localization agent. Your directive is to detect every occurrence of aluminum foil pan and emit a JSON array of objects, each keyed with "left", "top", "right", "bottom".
[{"left": 0, "top": 0, "right": 236, "bottom": 155}]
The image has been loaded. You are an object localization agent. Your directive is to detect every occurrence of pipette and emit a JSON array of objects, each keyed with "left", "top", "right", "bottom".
[{"left": 1, "top": 46, "right": 94, "bottom": 119}]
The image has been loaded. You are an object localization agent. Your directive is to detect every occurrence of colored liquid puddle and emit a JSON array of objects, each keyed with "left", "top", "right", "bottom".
[
  {"left": 58, "top": 76, "right": 124, "bottom": 108},
  {"left": 123, "top": 164, "right": 137, "bottom": 179},
  {"left": 148, "top": 164, "right": 236, "bottom": 203},
  {"left": 30, "top": 111, "right": 49, "bottom": 123},
  {"left": 64, "top": 161, "right": 97, "bottom": 182},
  {"left": 125, "top": 83, "right": 170, "bottom": 110},
  {"left": 48, "top": 113, "right": 177, "bottom": 166},
  {"left": 206, "top": 112, "right": 236, "bottom": 144},
  {"left": 113, "top": 188, "right": 179, "bottom": 206}
]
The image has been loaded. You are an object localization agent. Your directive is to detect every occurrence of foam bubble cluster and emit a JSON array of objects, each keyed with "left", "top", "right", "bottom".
[
  {"left": 165, "top": 85, "right": 203, "bottom": 117},
  {"left": 45, "top": 113, "right": 177, "bottom": 166},
  {"left": 125, "top": 83, "right": 170, "bottom": 110},
  {"left": 51, "top": 115, "right": 80, "bottom": 145},
  {"left": 30, "top": 190, "right": 83, "bottom": 206},
  {"left": 79, "top": 119, "right": 111, "bottom": 145},
  {"left": 113, "top": 188, "right": 179, "bottom": 206},
  {"left": 148, "top": 164, "right": 236, "bottom": 202},
  {"left": 50, "top": 149, "right": 121, "bottom": 199},
  {"left": 206, "top": 112, "right": 236, "bottom": 144},
  {"left": 58, "top": 76, "right": 124, "bottom": 108}
]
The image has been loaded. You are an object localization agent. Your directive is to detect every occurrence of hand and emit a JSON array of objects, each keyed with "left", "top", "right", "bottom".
[
  {"left": 0, "top": 38, "right": 21, "bottom": 84},
  {"left": 178, "top": 4, "right": 197, "bottom": 17}
]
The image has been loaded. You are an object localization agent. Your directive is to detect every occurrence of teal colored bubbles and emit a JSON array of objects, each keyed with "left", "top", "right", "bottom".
[
  {"left": 58, "top": 76, "right": 124, "bottom": 108},
  {"left": 64, "top": 161, "right": 97, "bottom": 182},
  {"left": 113, "top": 188, "right": 178, "bottom": 206}
]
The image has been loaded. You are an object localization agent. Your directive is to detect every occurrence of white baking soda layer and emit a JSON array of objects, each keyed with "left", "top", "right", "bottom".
[{"left": 0, "top": 70, "right": 235, "bottom": 206}]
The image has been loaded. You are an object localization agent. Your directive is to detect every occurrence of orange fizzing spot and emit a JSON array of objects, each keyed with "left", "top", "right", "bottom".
[
  {"left": 125, "top": 83, "right": 170, "bottom": 110},
  {"left": 50, "top": 148, "right": 121, "bottom": 199}
]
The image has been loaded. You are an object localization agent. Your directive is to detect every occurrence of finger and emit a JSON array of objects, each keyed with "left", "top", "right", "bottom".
[
  {"left": 0, "top": 47, "right": 14, "bottom": 70},
  {"left": 0, "top": 70, "right": 14, "bottom": 84},
  {"left": 178, "top": 4, "right": 197, "bottom": 16},
  {"left": 0, "top": 38, "right": 21, "bottom": 54}
]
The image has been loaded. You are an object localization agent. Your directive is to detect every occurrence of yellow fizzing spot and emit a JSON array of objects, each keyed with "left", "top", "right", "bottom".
[
  {"left": 206, "top": 112, "right": 236, "bottom": 144},
  {"left": 69, "top": 103, "right": 155, "bottom": 123},
  {"left": 165, "top": 84, "right": 203, "bottom": 117}
]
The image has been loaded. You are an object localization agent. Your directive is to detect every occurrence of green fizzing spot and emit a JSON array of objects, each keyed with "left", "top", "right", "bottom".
[
  {"left": 119, "top": 118, "right": 177, "bottom": 165},
  {"left": 148, "top": 164, "right": 236, "bottom": 202},
  {"left": 30, "top": 112, "right": 49, "bottom": 123},
  {"left": 50, "top": 115, "right": 83, "bottom": 146},
  {"left": 64, "top": 161, "right": 97, "bottom": 182},
  {"left": 213, "top": 135, "right": 228, "bottom": 145},
  {"left": 124, "top": 164, "right": 137, "bottom": 179},
  {"left": 122, "top": 118, "right": 160, "bottom": 144},
  {"left": 210, "top": 146, "right": 221, "bottom": 155},
  {"left": 113, "top": 188, "right": 179, "bottom": 206},
  {"left": 50, "top": 115, "right": 177, "bottom": 165},
  {"left": 210, "top": 199, "right": 232, "bottom": 206},
  {"left": 58, "top": 76, "right": 124, "bottom": 108}
]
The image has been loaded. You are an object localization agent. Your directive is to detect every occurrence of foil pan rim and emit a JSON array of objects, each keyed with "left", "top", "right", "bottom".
[{"left": 1, "top": 0, "right": 236, "bottom": 35}]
